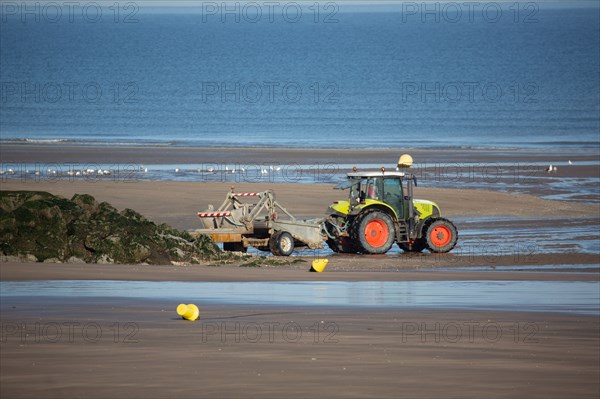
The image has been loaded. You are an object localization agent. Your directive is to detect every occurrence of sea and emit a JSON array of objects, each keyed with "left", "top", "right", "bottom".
[{"left": 0, "top": 1, "right": 599, "bottom": 151}]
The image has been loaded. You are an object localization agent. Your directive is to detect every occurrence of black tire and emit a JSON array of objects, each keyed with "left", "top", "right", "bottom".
[
  {"left": 223, "top": 242, "right": 247, "bottom": 253},
  {"left": 424, "top": 218, "right": 458, "bottom": 253},
  {"left": 269, "top": 231, "right": 295, "bottom": 256},
  {"left": 398, "top": 239, "right": 427, "bottom": 253},
  {"left": 326, "top": 237, "right": 357, "bottom": 253},
  {"left": 351, "top": 210, "right": 395, "bottom": 254}
]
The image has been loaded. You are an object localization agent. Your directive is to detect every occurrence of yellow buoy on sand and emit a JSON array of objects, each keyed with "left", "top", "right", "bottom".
[
  {"left": 310, "top": 259, "right": 329, "bottom": 272},
  {"left": 176, "top": 303, "right": 200, "bottom": 321}
]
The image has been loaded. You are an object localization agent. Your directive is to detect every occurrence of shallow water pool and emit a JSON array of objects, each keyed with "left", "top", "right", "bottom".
[{"left": 1, "top": 280, "right": 598, "bottom": 315}]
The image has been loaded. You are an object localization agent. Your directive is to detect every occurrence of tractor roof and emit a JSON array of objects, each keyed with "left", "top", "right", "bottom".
[{"left": 346, "top": 171, "right": 406, "bottom": 178}]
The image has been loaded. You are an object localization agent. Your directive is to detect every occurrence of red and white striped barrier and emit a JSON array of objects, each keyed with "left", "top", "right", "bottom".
[
  {"left": 197, "top": 211, "right": 232, "bottom": 218},
  {"left": 231, "top": 192, "right": 261, "bottom": 197}
]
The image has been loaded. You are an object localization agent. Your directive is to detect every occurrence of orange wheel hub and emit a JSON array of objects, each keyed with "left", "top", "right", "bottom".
[
  {"left": 364, "top": 219, "right": 388, "bottom": 247},
  {"left": 430, "top": 225, "right": 452, "bottom": 247}
]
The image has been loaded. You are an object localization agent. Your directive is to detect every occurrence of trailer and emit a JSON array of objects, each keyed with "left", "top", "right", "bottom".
[{"left": 193, "top": 189, "right": 325, "bottom": 256}]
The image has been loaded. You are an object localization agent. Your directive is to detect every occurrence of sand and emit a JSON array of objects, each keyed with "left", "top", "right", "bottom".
[
  {"left": 1, "top": 295, "right": 598, "bottom": 399},
  {"left": 2, "top": 143, "right": 599, "bottom": 165},
  {"left": 1, "top": 144, "right": 599, "bottom": 398},
  {"left": 0, "top": 180, "right": 597, "bottom": 229}
]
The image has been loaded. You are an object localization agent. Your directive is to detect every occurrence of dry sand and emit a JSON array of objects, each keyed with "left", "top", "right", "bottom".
[{"left": 1, "top": 180, "right": 597, "bottom": 229}]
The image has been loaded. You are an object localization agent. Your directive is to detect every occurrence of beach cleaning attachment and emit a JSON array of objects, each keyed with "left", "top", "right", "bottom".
[{"left": 194, "top": 188, "right": 326, "bottom": 255}]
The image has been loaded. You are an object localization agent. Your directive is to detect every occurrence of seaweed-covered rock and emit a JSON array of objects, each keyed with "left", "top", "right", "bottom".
[{"left": 0, "top": 191, "right": 219, "bottom": 264}]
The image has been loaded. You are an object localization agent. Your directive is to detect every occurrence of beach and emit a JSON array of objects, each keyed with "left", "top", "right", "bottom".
[
  {"left": 1, "top": 143, "right": 599, "bottom": 398},
  {"left": 1, "top": 296, "right": 598, "bottom": 399},
  {"left": 2, "top": 1, "right": 599, "bottom": 397}
]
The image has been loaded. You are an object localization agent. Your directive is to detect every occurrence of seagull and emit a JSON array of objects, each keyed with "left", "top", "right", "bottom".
[
  {"left": 568, "top": 160, "right": 572, "bottom": 165},
  {"left": 225, "top": 166, "right": 229, "bottom": 171},
  {"left": 75, "top": 171, "right": 81, "bottom": 176},
  {"left": 144, "top": 168, "right": 148, "bottom": 173},
  {"left": 175, "top": 168, "right": 180, "bottom": 173},
  {"left": 207, "top": 167, "right": 214, "bottom": 173},
  {"left": 231, "top": 169, "right": 235, "bottom": 174},
  {"left": 275, "top": 166, "right": 281, "bottom": 171},
  {"left": 545, "top": 165, "right": 554, "bottom": 173}
]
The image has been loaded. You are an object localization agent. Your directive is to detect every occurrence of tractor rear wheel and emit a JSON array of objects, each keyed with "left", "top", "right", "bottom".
[
  {"left": 351, "top": 210, "right": 395, "bottom": 254},
  {"left": 269, "top": 231, "right": 295, "bottom": 256},
  {"left": 424, "top": 218, "right": 458, "bottom": 253}
]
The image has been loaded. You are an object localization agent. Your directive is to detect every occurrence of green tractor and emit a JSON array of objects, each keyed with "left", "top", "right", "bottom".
[{"left": 324, "top": 155, "right": 458, "bottom": 254}]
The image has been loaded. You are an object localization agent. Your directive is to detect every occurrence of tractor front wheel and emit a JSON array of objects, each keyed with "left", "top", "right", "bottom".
[
  {"left": 424, "top": 218, "right": 458, "bottom": 253},
  {"left": 269, "top": 231, "right": 295, "bottom": 256},
  {"left": 352, "top": 210, "right": 395, "bottom": 254}
]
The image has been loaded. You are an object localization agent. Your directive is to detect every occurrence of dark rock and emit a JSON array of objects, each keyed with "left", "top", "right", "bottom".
[{"left": 0, "top": 191, "right": 219, "bottom": 264}]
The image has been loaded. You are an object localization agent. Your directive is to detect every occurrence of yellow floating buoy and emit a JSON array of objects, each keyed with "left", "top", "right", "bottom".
[
  {"left": 310, "top": 258, "right": 329, "bottom": 273},
  {"left": 176, "top": 303, "right": 200, "bottom": 321}
]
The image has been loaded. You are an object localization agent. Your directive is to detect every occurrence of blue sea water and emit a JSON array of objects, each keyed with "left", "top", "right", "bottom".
[{"left": 1, "top": 2, "right": 599, "bottom": 150}]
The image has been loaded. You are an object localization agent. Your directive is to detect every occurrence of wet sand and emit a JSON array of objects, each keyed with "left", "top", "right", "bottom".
[
  {"left": 1, "top": 261, "right": 599, "bottom": 282},
  {"left": 1, "top": 296, "right": 598, "bottom": 399},
  {"left": 2, "top": 143, "right": 598, "bottom": 164}
]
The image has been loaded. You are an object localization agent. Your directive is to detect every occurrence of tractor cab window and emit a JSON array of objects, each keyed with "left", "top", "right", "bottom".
[
  {"left": 366, "top": 179, "right": 379, "bottom": 200},
  {"left": 355, "top": 178, "right": 382, "bottom": 203},
  {"left": 349, "top": 178, "right": 362, "bottom": 204},
  {"left": 383, "top": 178, "right": 404, "bottom": 218}
]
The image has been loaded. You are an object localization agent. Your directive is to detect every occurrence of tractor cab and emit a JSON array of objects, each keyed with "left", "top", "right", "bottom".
[
  {"left": 341, "top": 171, "right": 408, "bottom": 220},
  {"left": 325, "top": 155, "right": 457, "bottom": 255}
]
